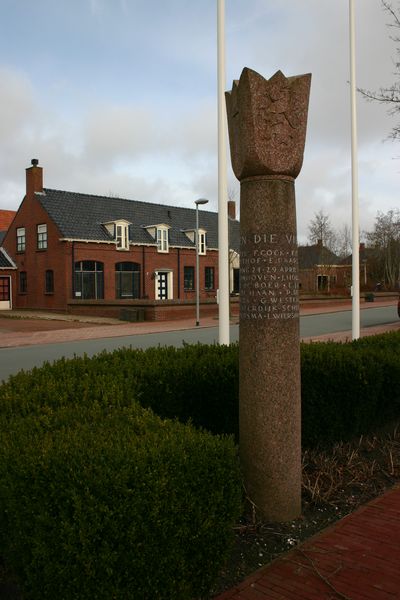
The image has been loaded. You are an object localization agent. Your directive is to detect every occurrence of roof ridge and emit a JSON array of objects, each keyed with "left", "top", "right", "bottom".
[{"left": 41, "top": 188, "right": 216, "bottom": 215}]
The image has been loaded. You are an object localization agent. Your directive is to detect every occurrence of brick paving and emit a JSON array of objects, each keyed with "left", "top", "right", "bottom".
[{"left": 215, "top": 485, "right": 400, "bottom": 600}]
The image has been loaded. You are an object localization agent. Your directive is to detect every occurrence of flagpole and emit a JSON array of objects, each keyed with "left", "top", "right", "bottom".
[
  {"left": 349, "top": 0, "right": 360, "bottom": 339},
  {"left": 217, "top": 0, "right": 230, "bottom": 345}
]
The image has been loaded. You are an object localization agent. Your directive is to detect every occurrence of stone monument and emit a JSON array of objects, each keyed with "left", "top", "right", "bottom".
[{"left": 225, "top": 68, "right": 311, "bottom": 521}]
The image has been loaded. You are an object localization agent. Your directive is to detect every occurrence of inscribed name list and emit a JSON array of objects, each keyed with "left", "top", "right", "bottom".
[{"left": 240, "top": 233, "right": 299, "bottom": 320}]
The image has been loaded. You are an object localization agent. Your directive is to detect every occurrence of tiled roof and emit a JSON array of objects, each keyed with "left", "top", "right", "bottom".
[
  {"left": 0, "top": 210, "right": 16, "bottom": 231},
  {"left": 38, "top": 189, "right": 240, "bottom": 252},
  {"left": 340, "top": 247, "right": 379, "bottom": 265},
  {"left": 0, "top": 247, "right": 16, "bottom": 269},
  {"left": 298, "top": 244, "right": 340, "bottom": 269}
]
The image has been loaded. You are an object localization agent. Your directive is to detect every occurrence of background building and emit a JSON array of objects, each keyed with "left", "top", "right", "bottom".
[{"left": 0, "top": 161, "right": 240, "bottom": 320}]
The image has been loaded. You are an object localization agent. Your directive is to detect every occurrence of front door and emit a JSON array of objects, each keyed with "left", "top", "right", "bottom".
[
  {"left": 0, "top": 276, "right": 11, "bottom": 310},
  {"left": 157, "top": 272, "right": 169, "bottom": 300}
]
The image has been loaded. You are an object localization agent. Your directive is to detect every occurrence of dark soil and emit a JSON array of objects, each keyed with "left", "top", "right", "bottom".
[
  {"left": 1, "top": 426, "right": 399, "bottom": 600},
  {"left": 210, "top": 424, "right": 400, "bottom": 597}
]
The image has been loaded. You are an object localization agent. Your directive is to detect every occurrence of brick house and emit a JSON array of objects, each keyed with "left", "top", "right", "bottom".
[
  {"left": 298, "top": 240, "right": 347, "bottom": 293},
  {"left": 0, "top": 160, "right": 240, "bottom": 319},
  {"left": 0, "top": 210, "right": 17, "bottom": 309},
  {"left": 340, "top": 243, "right": 380, "bottom": 290}
]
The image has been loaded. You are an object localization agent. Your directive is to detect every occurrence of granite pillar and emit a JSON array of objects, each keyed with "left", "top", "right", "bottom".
[{"left": 226, "top": 68, "right": 311, "bottom": 521}]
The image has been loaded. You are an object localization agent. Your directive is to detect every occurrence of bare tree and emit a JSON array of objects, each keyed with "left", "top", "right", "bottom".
[
  {"left": 336, "top": 224, "right": 352, "bottom": 258},
  {"left": 365, "top": 208, "right": 400, "bottom": 288},
  {"left": 359, "top": 1, "right": 400, "bottom": 140},
  {"left": 307, "top": 210, "right": 338, "bottom": 252}
]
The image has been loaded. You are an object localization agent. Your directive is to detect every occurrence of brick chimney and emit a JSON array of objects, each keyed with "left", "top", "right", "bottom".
[
  {"left": 228, "top": 200, "right": 236, "bottom": 219},
  {"left": 26, "top": 158, "right": 43, "bottom": 196},
  {"left": 359, "top": 242, "right": 365, "bottom": 252}
]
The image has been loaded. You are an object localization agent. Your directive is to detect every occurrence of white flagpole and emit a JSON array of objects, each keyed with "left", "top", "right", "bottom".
[
  {"left": 350, "top": 0, "right": 360, "bottom": 340},
  {"left": 217, "top": 0, "right": 230, "bottom": 345}
]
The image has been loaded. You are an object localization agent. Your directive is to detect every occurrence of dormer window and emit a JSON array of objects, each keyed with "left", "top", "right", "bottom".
[
  {"left": 143, "top": 223, "right": 170, "bottom": 253},
  {"left": 103, "top": 219, "right": 131, "bottom": 251},
  {"left": 198, "top": 229, "right": 206, "bottom": 255},
  {"left": 116, "top": 223, "right": 129, "bottom": 250},
  {"left": 183, "top": 228, "right": 207, "bottom": 255},
  {"left": 157, "top": 226, "right": 169, "bottom": 253}
]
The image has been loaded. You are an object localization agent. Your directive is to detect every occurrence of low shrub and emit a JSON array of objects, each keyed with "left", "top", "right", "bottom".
[
  {"left": 1, "top": 331, "right": 399, "bottom": 597},
  {"left": 300, "top": 341, "right": 400, "bottom": 447},
  {"left": 0, "top": 403, "right": 242, "bottom": 600},
  {"left": 0, "top": 343, "right": 239, "bottom": 436},
  {"left": 1, "top": 331, "right": 399, "bottom": 449}
]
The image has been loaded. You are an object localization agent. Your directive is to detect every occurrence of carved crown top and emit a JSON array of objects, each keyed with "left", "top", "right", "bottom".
[{"left": 225, "top": 68, "right": 311, "bottom": 180}]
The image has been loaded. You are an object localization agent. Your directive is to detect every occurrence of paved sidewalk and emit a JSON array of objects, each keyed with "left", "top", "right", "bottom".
[
  {"left": 0, "top": 298, "right": 398, "bottom": 348},
  {"left": 215, "top": 484, "right": 400, "bottom": 600}
]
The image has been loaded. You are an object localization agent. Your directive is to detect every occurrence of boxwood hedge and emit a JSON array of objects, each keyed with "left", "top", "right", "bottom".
[
  {"left": 1, "top": 331, "right": 399, "bottom": 597},
  {"left": 0, "top": 403, "right": 242, "bottom": 600},
  {"left": 2, "top": 331, "right": 399, "bottom": 448}
]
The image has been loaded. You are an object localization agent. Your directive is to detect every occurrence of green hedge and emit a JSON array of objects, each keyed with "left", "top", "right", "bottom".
[
  {"left": 2, "top": 332, "right": 399, "bottom": 449},
  {"left": 300, "top": 338, "right": 400, "bottom": 446},
  {"left": 0, "top": 403, "right": 242, "bottom": 600},
  {"left": 0, "top": 343, "right": 239, "bottom": 436},
  {"left": 1, "top": 331, "right": 399, "bottom": 597}
]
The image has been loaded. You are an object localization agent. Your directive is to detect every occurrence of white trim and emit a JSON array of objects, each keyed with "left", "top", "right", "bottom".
[
  {"left": 156, "top": 226, "right": 169, "bottom": 253},
  {"left": 58, "top": 237, "right": 224, "bottom": 252},
  {"left": 0, "top": 248, "right": 17, "bottom": 268},
  {"left": 198, "top": 229, "right": 207, "bottom": 255},
  {"left": 0, "top": 275, "right": 12, "bottom": 309},
  {"left": 143, "top": 223, "right": 171, "bottom": 230},
  {"left": 154, "top": 270, "right": 173, "bottom": 300}
]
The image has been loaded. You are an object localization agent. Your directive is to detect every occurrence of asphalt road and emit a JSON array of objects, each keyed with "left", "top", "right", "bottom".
[{"left": 0, "top": 305, "right": 398, "bottom": 383}]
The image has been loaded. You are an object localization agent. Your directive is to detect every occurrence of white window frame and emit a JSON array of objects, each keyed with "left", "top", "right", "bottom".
[
  {"left": 116, "top": 222, "right": 129, "bottom": 251},
  {"left": 157, "top": 227, "right": 169, "bottom": 253},
  {"left": 16, "top": 227, "right": 26, "bottom": 252},
  {"left": 0, "top": 275, "right": 12, "bottom": 310},
  {"left": 198, "top": 229, "right": 206, "bottom": 255},
  {"left": 37, "top": 223, "right": 47, "bottom": 250}
]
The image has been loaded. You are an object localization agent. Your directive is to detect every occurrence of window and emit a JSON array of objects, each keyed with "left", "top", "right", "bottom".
[
  {"left": 74, "top": 261, "right": 104, "bottom": 299},
  {"left": 198, "top": 231, "right": 206, "bottom": 255},
  {"left": 16, "top": 227, "right": 26, "bottom": 252},
  {"left": 45, "top": 270, "right": 54, "bottom": 294},
  {"left": 116, "top": 223, "right": 129, "bottom": 250},
  {"left": 19, "top": 271, "right": 27, "bottom": 293},
  {"left": 317, "top": 275, "right": 328, "bottom": 291},
  {"left": 115, "top": 262, "right": 140, "bottom": 298},
  {"left": 184, "top": 266, "right": 195, "bottom": 290},
  {"left": 157, "top": 227, "right": 168, "bottom": 253},
  {"left": 205, "top": 266, "right": 215, "bottom": 290},
  {"left": 233, "top": 268, "right": 240, "bottom": 294},
  {"left": 37, "top": 224, "right": 47, "bottom": 249},
  {"left": 0, "top": 277, "right": 10, "bottom": 301}
]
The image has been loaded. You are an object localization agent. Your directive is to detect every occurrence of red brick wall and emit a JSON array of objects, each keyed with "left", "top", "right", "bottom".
[
  {"left": 70, "top": 243, "right": 219, "bottom": 302},
  {"left": 3, "top": 186, "right": 220, "bottom": 312},
  {"left": 2, "top": 194, "right": 69, "bottom": 311},
  {"left": 299, "top": 266, "right": 349, "bottom": 293},
  {"left": 3, "top": 162, "right": 222, "bottom": 313},
  {"left": 67, "top": 298, "right": 240, "bottom": 321}
]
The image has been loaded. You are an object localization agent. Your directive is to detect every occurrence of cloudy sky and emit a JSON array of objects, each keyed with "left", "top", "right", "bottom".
[{"left": 0, "top": 0, "right": 399, "bottom": 242}]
